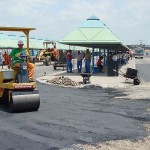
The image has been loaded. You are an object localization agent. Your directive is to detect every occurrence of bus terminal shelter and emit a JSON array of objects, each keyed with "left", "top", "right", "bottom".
[{"left": 59, "top": 15, "right": 129, "bottom": 76}]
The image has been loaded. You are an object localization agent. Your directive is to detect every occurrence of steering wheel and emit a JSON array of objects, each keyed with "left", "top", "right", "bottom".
[{"left": 20, "top": 52, "right": 26, "bottom": 60}]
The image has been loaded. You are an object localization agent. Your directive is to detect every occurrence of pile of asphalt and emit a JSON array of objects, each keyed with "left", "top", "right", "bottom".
[{"left": 47, "top": 76, "right": 81, "bottom": 86}]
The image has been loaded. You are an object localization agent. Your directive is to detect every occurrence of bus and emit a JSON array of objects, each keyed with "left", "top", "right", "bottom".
[{"left": 134, "top": 47, "right": 144, "bottom": 59}]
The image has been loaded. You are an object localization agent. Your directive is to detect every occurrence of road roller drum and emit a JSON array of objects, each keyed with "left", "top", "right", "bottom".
[{"left": 10, "top": 90, "right": 40, "bottom": 112}]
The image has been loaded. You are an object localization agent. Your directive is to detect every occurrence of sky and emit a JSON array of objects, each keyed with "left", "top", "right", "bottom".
[{"left": 0, "top": 0, "right": 150, "bottom": 45}]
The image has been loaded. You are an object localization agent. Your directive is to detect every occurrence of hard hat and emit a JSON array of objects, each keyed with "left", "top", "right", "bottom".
[{"left": 18, "top": 40, "right": 24, "bottom": 45}]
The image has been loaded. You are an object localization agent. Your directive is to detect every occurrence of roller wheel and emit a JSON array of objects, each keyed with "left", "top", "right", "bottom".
[
  {"left": 45, "top": 56, "right": 51, "bottom": 66},
  {"left": 9, "top": 91, "right": 40, "bottom": 113},
  {"left": 133, "top": 78, "right": 140, "bottom": 85}
]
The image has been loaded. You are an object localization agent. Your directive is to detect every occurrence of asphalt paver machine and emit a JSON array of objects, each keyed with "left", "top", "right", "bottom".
[{"left": 0, "top": 27, "right": 40, "bottom": 112}]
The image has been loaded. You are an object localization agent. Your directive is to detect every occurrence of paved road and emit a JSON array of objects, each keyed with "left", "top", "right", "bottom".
[
  {"left": 117, "top": 57, "right": 150, "bottom": 100},
  {"left": 0, "top": 59, "right": 149, "bottom": 150},
  {"left": 34, "top": 62, "right": 57, "bottom": 78},
  {"left": 135, "top": 57, "right": 150, "bottom": 82}
]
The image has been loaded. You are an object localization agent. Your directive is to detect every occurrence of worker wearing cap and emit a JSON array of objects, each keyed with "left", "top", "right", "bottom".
[
  {"left": 8, "top": 40, "right": 35, "bottom": 81},
  {"left": 84, "top": 49, "right": 91, "bottom": 73}
]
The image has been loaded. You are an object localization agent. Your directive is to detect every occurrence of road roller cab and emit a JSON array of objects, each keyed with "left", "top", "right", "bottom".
[{"left": 0, "top": 26, "right": 40, "bottom": 112}]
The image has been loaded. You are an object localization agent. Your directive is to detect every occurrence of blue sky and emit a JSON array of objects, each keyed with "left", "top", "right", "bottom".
[{"left": 0, "top": 0, "right": 150, "bottom": 45}]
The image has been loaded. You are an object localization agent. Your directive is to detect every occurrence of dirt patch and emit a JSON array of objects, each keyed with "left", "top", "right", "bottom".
[{"left": 67, "top": 136, "right": 150, "bottom": 150}]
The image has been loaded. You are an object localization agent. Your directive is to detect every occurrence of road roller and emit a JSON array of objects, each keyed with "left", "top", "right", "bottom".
[
  {"left": 0, "top": 26, "right": 40, "bottom": 112},
  {"left": 0, "top": 60, "right": 40, "bottom": 112}
]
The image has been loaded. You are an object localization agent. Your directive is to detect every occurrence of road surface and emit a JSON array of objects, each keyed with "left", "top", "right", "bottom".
[{"left": 0, "top": 59, "right": 149, "bottom": 150}]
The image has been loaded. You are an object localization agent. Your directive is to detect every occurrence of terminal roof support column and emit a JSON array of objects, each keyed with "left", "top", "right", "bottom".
[{"left": 92, "top": 45, "right": 95, "bottom": 74}]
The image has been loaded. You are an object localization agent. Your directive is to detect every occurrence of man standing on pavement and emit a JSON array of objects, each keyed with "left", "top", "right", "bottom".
[
  {"left": 84, "top": 49, "right": 91, "bottom": 73},
  {"left": 77, "top": 51, "right": 83, "bottom": 73},
  {"left": 8, "top": 40, "right": 35, "bottom": 81},
  {"left": 66, "top": 50, "right": 72, "bottom": 73}
]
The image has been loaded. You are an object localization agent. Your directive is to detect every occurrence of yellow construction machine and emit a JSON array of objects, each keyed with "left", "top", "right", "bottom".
[
  {"left": 37, "top": 41, "right": 57, "bottom": 66},
  {"left": 0, "top": 27, "right": 40, "bottom": 112}
]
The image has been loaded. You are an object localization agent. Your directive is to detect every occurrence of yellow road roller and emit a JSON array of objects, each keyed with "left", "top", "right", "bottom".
[
  {"left": 0, "top": 26, "right": 40, "bottom": 112},
  {"left": 0, "top": 69, "right": 40, "bottom": 112}
]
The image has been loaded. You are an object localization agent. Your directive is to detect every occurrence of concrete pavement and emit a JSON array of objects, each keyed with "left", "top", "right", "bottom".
[{"left": 36, "top": 58, "right": 136, "bottom": 88}]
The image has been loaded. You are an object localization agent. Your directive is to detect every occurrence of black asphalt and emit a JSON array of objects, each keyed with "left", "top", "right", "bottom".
[{"left": 0, "top": 58, "right": 149, "bottom": 150}]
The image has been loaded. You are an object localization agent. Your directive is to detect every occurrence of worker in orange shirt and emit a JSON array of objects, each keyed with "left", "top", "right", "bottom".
[
  {"left": 3, "top": 52, "right": 9, "bottom": 65},
  {"left": 53, "top": 48, "right": 58, "bottom": 60}
]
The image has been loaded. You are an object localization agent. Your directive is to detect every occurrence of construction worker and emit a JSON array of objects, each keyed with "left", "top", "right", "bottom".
[
  {"left": 3, "top": 51, "right": 9, "bottom": 65},
  {"left": 66, "top": 50, "right": 72, "bottom": 73},
  {"left": 53, "top": 48, "right": 59, "bottom": 60},
  {"left": 8, "top": 40, "right": 35, "bottom": 81},
  {"left": 84, "top": 49, "right": 91, "bottom": 73}
]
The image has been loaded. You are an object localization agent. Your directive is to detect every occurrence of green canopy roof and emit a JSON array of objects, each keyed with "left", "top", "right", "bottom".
[
  {"left": 0, "top": 34, "right": 46, "bottom": 49},
  {"left": 59, "top": 15, "right": 129, "bottom": 51}
]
